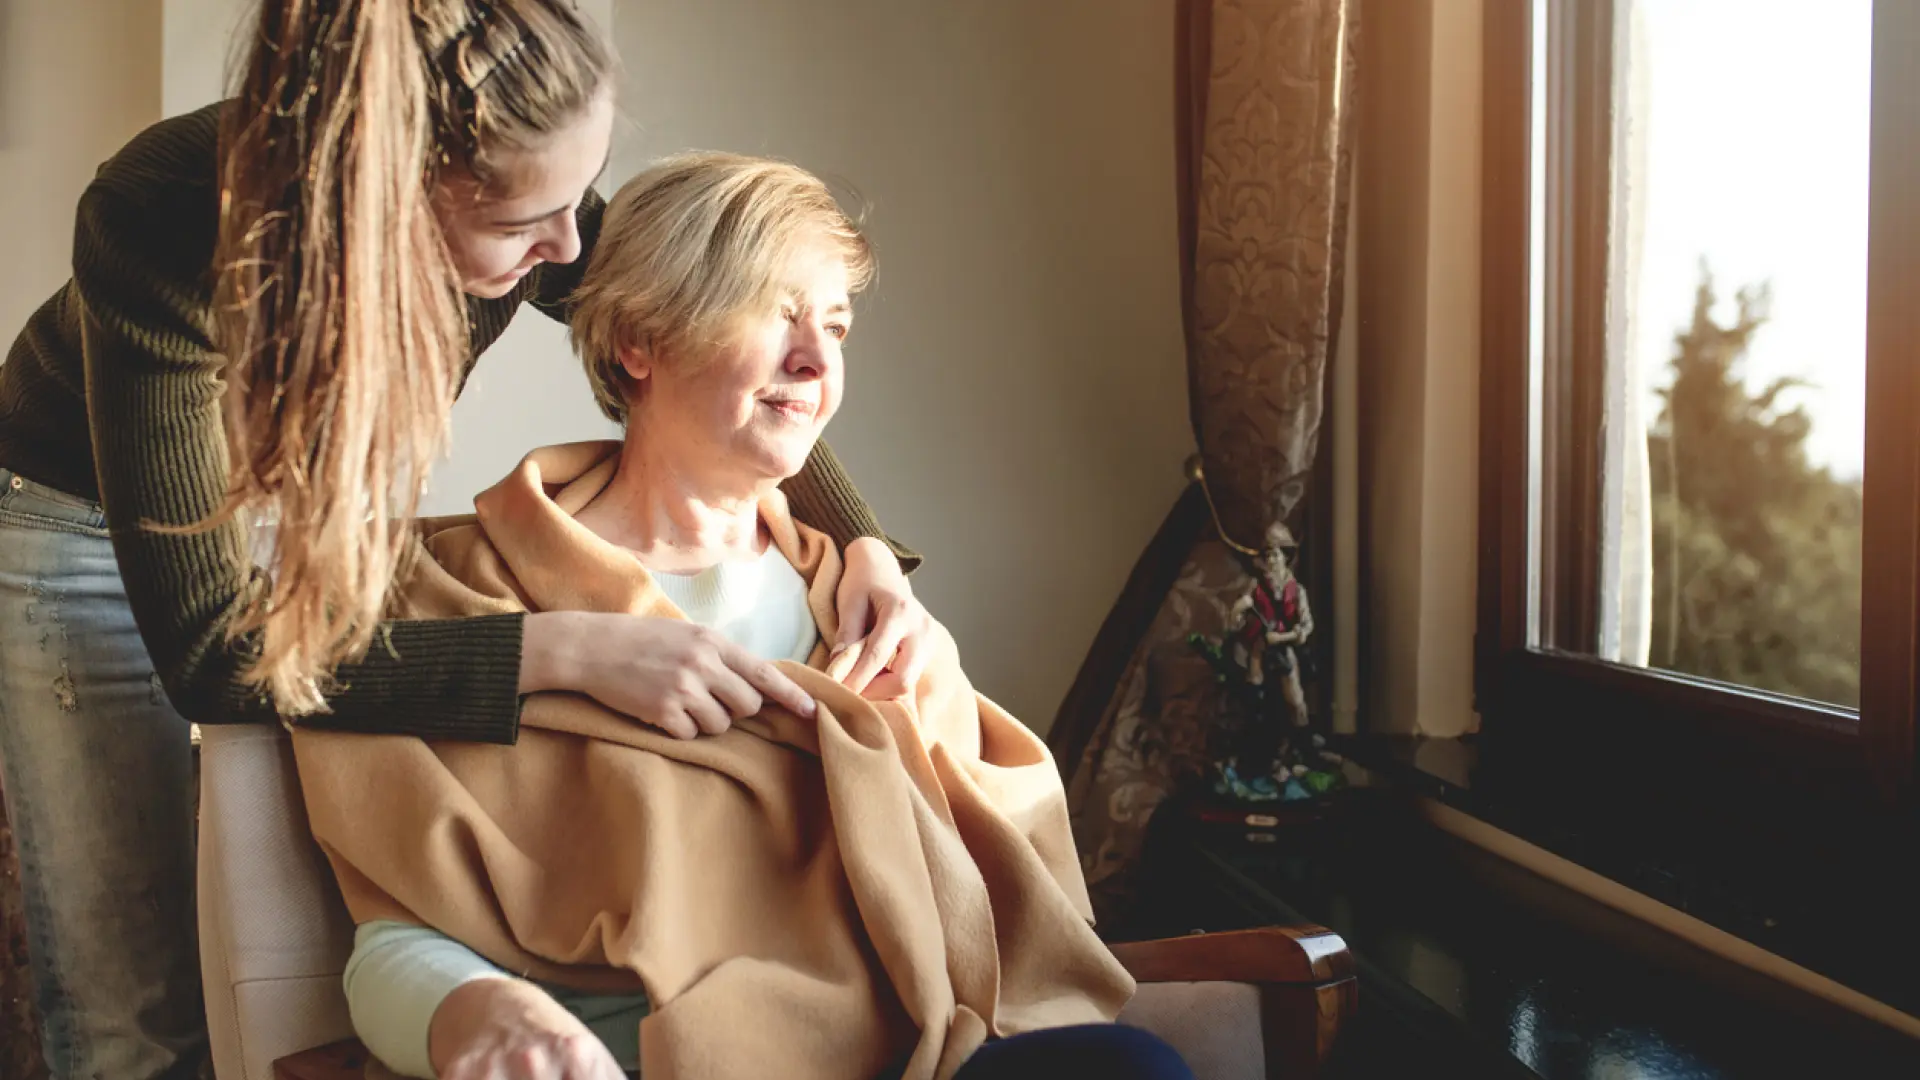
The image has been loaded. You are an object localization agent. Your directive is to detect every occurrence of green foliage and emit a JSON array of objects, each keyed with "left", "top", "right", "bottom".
[{"left": 1647, "top": 269, "right": 1862, "bottom": 707}]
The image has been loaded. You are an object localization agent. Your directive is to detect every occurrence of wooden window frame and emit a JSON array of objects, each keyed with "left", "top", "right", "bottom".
[{"left": 1476, "top": 0, "right": 1920, "bottom": 810}]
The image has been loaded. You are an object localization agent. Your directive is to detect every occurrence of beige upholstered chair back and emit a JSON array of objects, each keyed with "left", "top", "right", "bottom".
[{"left": 197, "top": 724, "right": 357, "bottom": 1080}]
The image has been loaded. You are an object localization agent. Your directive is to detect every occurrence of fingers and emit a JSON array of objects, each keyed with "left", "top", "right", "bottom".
[
  {"left": 825, "top": 640, "right": 862, "bottom": 684},
  {"left": 891, "top": 625, "right": 931, "bottom": 690},
  {"left": 861, "top": 670, "right": 911, "bottom": 701},
  {"left": 834, "top": 539, "right": 890, "bottom": 648},
  {"left": 653, "top": 630, "right": 747, "bottom": 737},
  {"left": 859, "top": 623, "right": 930, "bottom": 700},
  {"left": 645, "top": 691, "right": 706, "bottom": 734},
  {"left": 719, "top": 638, "right": 817, "bottom": 718},
  {"left": 441, "top": 976, "right": 626, "bottom": 1080},
  {"left": 445, "top": 1035, "right": 621, "bottom": 1080},
  {"left": 560, "top": 1033, "right": 628, "bottom": 1080},
  {"left": 842, "top": 599, "right": 909, "bottom": 693},
  {"left": 856, "top": 622, "right": 930, "bottom": 701},
  {"left": 834, "top": 590, "right": 873, "bottom": 650},
  {"left": 625, "top": 628, "right": 811, "bottom": 735},
  {"left": 680, "top": 686, "right": 733, "bottom": 737},
  {"left": 703, "top": 658, "right": 765, "bottom": 720}
]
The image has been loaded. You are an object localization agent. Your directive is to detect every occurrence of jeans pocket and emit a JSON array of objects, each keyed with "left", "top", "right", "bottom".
[{"left": 0, "top": 468, "right": 109, "bottom": 534}]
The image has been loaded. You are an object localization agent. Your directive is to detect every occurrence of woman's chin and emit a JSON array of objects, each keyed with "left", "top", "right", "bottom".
[
  {"left": 461, "top": 267, "right": 533, "bottom": 299},
  {"left": 755, "top": 436, "right": 824, "bottom": 485},
  {"left": 461, "top": 280, "right": 517, "bottom": 300}
]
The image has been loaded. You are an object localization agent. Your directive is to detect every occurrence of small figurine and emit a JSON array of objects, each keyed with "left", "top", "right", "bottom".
[
  {"left": 1186, "top": 521, "right": 1341, "bottom": 806},
  {"left": 1226, "top": 523, "right": 1314, "bottom": 729}
]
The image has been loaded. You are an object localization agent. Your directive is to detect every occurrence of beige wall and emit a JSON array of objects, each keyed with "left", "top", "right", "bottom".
[
  {"left": 1356, "top": 0, "right": 1482, "bottom": 737},
  {"left": 601, "top": 0, "right": 1191, "bottom": 726},
  {"left": 160, "top": 0, "right": 249, "bottom": 114},
  {"left": 0, "top": 0, "right": 163, "bottom": 342}
]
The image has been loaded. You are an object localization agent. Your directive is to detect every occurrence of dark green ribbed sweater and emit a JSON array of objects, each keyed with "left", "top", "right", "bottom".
[{"left": 0, "top": 103, "right": 911, "bottom": 744}]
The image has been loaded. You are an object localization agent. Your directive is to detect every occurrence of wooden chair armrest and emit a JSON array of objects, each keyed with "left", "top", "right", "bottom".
[
  {"left": 1110, "top": 926, "right": 1355, "bottom": 986},
  {"left": 1113, "top": 928, "right": 1357, "bottom": 1077},
  {"left": 273, "top": 1038, "right": 376, "bottom": 1080}
]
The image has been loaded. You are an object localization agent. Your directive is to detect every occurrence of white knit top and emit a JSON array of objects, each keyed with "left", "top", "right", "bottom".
[{"left": 647, "top": 542, "right": 819, "bottom": 665}]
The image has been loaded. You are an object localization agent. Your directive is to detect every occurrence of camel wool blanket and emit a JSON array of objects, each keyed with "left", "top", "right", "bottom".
[{"left": 290, "top": 442, "right": 1133, "bottom": 1080}]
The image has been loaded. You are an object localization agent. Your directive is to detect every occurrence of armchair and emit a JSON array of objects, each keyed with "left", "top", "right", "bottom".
[{"left": 195, "top": 726, "right": 1353, "bottom": 1080}]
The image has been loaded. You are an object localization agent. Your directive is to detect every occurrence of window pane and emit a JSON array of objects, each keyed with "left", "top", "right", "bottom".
[{"left": 1599, "top": 0, "right": 1870, "bottom": 708}]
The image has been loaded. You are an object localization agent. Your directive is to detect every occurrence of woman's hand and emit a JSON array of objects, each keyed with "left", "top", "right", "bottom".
[
  {"left": 834, "top": 537, "right": 934, "bottom": 700},
  {"left": 520, "top": 611, "right": 817, "bottom": 738},
  {"left": 429, "top": 978, "right": 625, "bottom": 1080}
]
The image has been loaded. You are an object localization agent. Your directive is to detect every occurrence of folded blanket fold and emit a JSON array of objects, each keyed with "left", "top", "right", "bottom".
[{"left": 292, "top": 442, "right": 1133, "bottom": 1080}]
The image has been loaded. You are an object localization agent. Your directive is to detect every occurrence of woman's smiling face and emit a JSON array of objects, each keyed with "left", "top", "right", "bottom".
[
  {"left": 621, "top": 240, "right": 852, "bottom": 487},
  {"left": 433, "top": 89, "right": 616, "bottom": 298}
]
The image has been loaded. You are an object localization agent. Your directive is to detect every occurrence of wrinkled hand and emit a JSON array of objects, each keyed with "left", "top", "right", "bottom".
[
  {"left": 521, "top": 611, "right": 817, "bottom": 738},
  {"left": 834, "top": 537, "right": 934, "bottom": 700},
  {"left": 430, "top": 977, "right": 625, "bottom": 1080}
]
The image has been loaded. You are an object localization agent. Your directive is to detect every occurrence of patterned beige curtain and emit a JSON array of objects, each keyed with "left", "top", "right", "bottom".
[{"left": 1062, "top": 0, "right": 1357, "bottom": 926}]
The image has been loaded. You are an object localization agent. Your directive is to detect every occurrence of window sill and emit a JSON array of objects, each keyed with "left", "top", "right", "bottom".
[
  {"left": 1332, "top": 732, "right": 1920, "bottom": 1026},
  {"left": 1132, "top": 783, "right": 1920, "bottom": 1077}
]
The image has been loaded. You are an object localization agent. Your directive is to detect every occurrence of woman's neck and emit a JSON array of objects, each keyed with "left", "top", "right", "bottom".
[{"left": 575, "top": 439, "right": 773, "bottom": 573}]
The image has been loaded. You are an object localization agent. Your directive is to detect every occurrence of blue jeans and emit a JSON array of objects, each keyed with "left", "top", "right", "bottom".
[
  {"left": 0, "top": 466, "right": 206, "bottom": 1080},
  {"left": 957, "top": 1026, "right": 1193, "bottom": 1080}
]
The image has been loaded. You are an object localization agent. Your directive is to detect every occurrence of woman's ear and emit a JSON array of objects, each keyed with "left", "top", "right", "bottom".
[{"left": 615, "top": 343, "right": 654, "bottom": 384}]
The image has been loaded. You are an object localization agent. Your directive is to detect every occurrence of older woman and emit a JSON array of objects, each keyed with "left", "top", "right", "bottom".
[{"left": 293, "top": 154, "right": 1191, "bottom": 1080}]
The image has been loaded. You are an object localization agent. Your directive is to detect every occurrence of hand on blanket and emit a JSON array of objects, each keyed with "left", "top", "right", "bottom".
[
  {"left": 835, "top": 536, "right": 934, "bottom": 699},
  {"left": 429, "top": 977, "right": 625, "bottom": 1080},
  {"left": 521, "top": 611, "right": 817, "bottom": 737}
]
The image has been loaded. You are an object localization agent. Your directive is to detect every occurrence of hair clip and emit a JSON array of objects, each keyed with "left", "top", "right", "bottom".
[{"left": 435, "top": 2, "right": 495, "bottom": 71}]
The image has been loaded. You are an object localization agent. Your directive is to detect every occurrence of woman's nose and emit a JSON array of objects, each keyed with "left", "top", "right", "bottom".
[
  {"left": 537, "top": 214, "right": 584, "bottom": 266},
  {"left": 786, "top": 324, "right": 838, "bottom": 376}
]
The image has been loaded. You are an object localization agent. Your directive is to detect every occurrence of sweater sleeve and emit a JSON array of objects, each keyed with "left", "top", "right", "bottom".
[
  {"left": 344, "top": 921, "right": 511, "bottom": 1079},
  {"left": 783, "top": 440, "right": 921, "bottom": 573},
  {"left": 525, "top": 189, "right": 922, "bottom": 573},
  {"left": 73, "top": 159, "right": 525, "bottom": 741}
]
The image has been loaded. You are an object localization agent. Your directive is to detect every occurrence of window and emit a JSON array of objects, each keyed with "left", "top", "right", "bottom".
[{"left": 1478, "top": 0, "right": 1919, "bottom": 804}]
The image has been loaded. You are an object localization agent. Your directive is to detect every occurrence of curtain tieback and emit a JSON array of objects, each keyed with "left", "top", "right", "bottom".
[{"left": 1184, "top": 453, "right": 1259, "bottom": 556}]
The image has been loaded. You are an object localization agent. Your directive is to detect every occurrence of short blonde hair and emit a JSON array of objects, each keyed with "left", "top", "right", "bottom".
[{"left": 569, "top": 151, "right": 875, "bottom": 423}]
